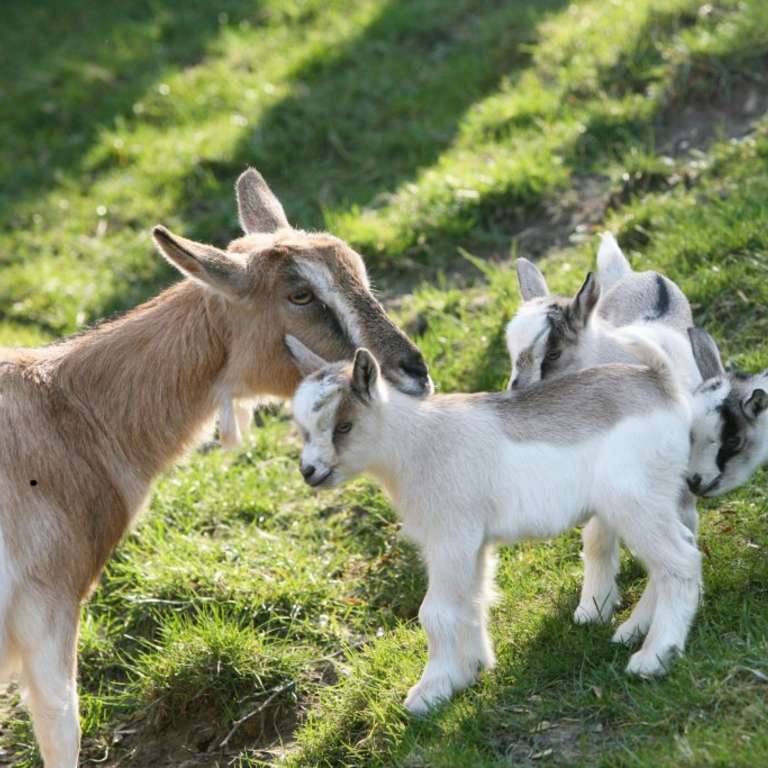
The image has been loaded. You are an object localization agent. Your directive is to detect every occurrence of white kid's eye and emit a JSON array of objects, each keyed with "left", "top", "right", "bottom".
[{"left": 334, "top": 422, "right": 352, "bottom": 435}]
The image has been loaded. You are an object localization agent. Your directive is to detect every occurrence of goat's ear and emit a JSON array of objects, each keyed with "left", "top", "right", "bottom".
[
  {"left": 570, "top": 272, "right": 600, "bottom": 328},
  {"left": 236, "top": 168, "right": 290, "bottom": 234},
  {"left": 742, "top": 388, "right": 768, "bottom": 421},
  {"left": 515, "top": 258, "right": 548, "bottom": 300},
  {"left": 351, "top": 348, "right": 380, "bottom": 403},
  {"left": 285, "top": 335, "right": 328, "bottom": 377},
  {"left": 596, "top": 232, "right": 632, "bottom": 286},
  {"left": 152, "top": 226, "right": 245, "bottom": 299},
  {"left": 688, "top": 327, "right": 725, "bottom": 381}
]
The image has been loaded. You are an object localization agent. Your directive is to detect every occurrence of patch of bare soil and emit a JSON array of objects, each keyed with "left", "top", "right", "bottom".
[
  {"left": 510, "top": 174, "right": 613, "bottom": 260},
  {"left": 82, "top": 700, "right": 297, "bottom": 768},
  {"left": 657, "top": 70, "right": 768, "bottom": 157},
  {"left": 499, "top": 717, "right": 615, "bottom": 766}
]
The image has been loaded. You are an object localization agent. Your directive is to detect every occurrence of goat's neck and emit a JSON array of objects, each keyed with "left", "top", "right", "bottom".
[
  {"left": 364, "top": 391, "right": 429, "bottom": 501},
  {"left": 54, "top": 281, "right": 230, "bottom": 482}
]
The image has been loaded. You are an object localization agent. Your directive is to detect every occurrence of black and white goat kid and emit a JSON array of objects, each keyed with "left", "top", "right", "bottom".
[
  {"left": 288, "top": 334, "right": 700, "bottom": 714},
  {"left": 687, "top": 327, "right": 768, "bottom": 497}
]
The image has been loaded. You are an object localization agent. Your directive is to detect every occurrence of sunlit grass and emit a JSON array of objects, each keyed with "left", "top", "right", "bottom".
[{"left": 1, "top": 0, "right": 768, "bottom": 765}]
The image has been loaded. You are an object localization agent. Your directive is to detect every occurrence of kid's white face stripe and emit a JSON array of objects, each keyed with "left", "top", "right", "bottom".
[{"left": 293, "top": 375, "right": 346, "bottom": 474}]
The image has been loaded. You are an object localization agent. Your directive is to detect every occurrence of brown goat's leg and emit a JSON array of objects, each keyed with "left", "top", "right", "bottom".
[{"left": 18, "top": 600, "right": 80, "bottom": 768}]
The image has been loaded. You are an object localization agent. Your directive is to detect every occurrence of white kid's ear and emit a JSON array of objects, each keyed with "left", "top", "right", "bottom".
[
  {"left": 515, "top": 258, "right": 549, "bottom": 301},
  {"left": 688, "top": 327, "right": 726, "bottom": 381},
  {"left": 285, "top": 335, "right": 328, "bottom": 376},
  {"left": 351, "top": 348, "right": 380, "bottom": 403},
  {"left": 152, "top": 226, "right": 245, "bottom": 299},
  {"left": 742, "top": 388, "right": 768, "bottom": 421},
  {"left": 570, "top": 272, "right": 600, "bottom": 328},
  {"left": 236, "top": 168, "right": 290, "bottom": 234},
  {"left": 596, "top": 232, "right": 632, "bottom": 287}
]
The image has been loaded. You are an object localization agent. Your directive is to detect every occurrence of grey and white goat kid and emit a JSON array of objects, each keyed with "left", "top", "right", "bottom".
[
  {"left": 288, "top": 335, "right": 700, "bottom": 714},
  {"left": 507, "top": 233, "right": 700, "bottom": 391},
  {"left": 687, "top": 327, "right": 768, "bottom": 497},
  {"left": 506, "top": 235, "right": 701, "bottom": 631}
]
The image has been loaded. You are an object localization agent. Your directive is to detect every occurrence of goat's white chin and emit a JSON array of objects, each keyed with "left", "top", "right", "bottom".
[{"left": 394, "top": 374, "right": 434, "bottom": 397}]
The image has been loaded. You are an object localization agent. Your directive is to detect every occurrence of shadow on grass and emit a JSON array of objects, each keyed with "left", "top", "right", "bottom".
[
  {"left": 0, "top": 0, "right": 263, "bottom": 216},
  {"left": 172, "top": 0, "right": 569, "bottom": 243}
]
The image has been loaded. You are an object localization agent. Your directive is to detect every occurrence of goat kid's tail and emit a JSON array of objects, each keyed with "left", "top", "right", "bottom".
[
  {"left": 597, "top": 232, "right": 632, "bottom": 289},
  {"left": 612, "top": 328, "right": 683, "bottom": 401}
]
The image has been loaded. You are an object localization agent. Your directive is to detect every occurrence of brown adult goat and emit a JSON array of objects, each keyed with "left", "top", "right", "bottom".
[{"left": 0, "top": 169, "right": 430, "bottom": 767}]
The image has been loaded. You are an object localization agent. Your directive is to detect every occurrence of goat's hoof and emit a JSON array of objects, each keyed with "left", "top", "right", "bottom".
[
  {"left": 404, "top": 676, "right": 454, "bottom": 715},
  {"left": 574, "top": 602, "right": 614, "bottom": 625},
  {"left": 625, "top": 647, "right": 675, "bottom": 678},
  {"left": 612, "top": 619, "right": 647, "bottom": 646}
]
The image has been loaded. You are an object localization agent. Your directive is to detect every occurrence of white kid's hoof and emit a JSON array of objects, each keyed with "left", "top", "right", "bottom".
[
  {"left": 612, "top": 618, "right": 648, "bottom": 646},
  {"left": 404, "top": 676, "right": 454, "bottom": 715},
  {"left": 625, "top": 647, "right": 676, "bottom": 677},
  {"left": 573, "top": 600, "right": 615, "bottom": 625}
]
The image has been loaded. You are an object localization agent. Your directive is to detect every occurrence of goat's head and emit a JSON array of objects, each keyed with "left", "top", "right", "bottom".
[
  {"left": 505, "top": 259, "right": 600, "bottom": 389},
  {"left": 687, "top": 327, "right": 768, "bottom": 497},
  {"left": 288, "top": 337, "right": 386, "bottom": 488},
  {"left": 151, "top": 168, "right": 431, "bottom": 401}
]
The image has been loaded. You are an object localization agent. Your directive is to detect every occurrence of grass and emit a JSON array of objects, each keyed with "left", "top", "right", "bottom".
[{"left": 1, "top": 0, "right": 768, "bottom": 765}]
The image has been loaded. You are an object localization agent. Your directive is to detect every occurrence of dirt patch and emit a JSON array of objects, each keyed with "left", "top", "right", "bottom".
[
  {"left": 81, "top": 700, "right": 297, "bottom": 768},
  {"left": 491, "top": 715, "right": 617, "bottom": 767},
  {"left": 658, "top": 70, "right": 768, "bottom": 157},
  {"left": 510, "top": 174, "right": 613, "bottom": 260}
]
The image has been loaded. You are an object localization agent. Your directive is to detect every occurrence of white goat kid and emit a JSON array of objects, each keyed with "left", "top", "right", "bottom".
[
  {"left": 289, "top": 336, "right": 700, "bottom": 714},
  {"left": 506, "top": 235, "right": 701, "bottom": 633}
]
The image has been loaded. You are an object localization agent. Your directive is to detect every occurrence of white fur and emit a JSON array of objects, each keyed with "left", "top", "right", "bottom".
[
  {"left": 293, "top": 351, "right": 700, "bottom": 713},
  {"left": 596, "top": 232, "right": 632, "bottom": 289},
  {"left": 506, "top": 304, "right": 701, "bottom": 392},
  {"left": 506, "top": 249, "right": 702, "bottom": 630},
  {"left": 688, "top": 373, "right": 768, "bottom": 496}
]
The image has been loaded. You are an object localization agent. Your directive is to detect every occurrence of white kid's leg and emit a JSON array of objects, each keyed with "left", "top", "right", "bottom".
[
  {"left": 574, "top": 516, "right": 620, "bottom": 624},
  {"left": 405, "top": 542, "right": 496, "bottom": 715},
  {"left": 614, "top": 491, "right": 699, "bottom": 645},
  {"left": 15, "top": 597, "right": 80, "bottom": 768},
  {"left": 611, "top": 510, "right": 701, "bottom": 677},
  {"left": 612, "top": 578, "right": 656, "bottom": 645}
]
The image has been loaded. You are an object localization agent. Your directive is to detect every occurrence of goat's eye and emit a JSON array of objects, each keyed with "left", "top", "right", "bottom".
[
  {"left": 545, "top": 350, "right": 561, "bottom": 362},
  {"left": 334, "top": 422, "right": 352, "bottom": 435},
  {"left": 289, "top": 290, "right": 314, "bottom": 305},
  {"left": 725, "top": 435, "right": 743, "bottom": 451}
]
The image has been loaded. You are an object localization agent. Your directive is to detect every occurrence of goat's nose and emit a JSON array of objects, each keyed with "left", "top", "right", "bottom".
[
  {"left": 686, "top": 474, "right": 702, "bottom": 492},
  {"left": 509, "top": 376, "right": 519, "bottom": 389},
  {"left": 399, "top": 353, "right": 429, "bottom": 381},
  {"left": 301, "top": 464, "right": 316, "bottom": 481}
]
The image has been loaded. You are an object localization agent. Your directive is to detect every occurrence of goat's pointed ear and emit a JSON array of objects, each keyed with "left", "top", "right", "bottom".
[
  {"left": 742, "top": 388, "right": 768, "bottom": 421},
  {"left": 688, "top": 327, "right": 725, "bottom": 381},
  {"left": 236, "top": 168, "right": 290, "bottom": 234},
  {"left": 596, "top": 232, "right": 632, "bottom": 286},
  {"left": 351, "top": 348, "right": 380, "bottom": 403},
  {"left": 152, "top": 226, "right": 245, "bottom": 299},
  {"left": 285, "top": 335, "right": 328, "bottom": 377},
  {"left": 515, "top": 258, "right": 548, "bottom": 301},
  {"left": 569, "top": 272, "right": 600, "bottom": 328}
]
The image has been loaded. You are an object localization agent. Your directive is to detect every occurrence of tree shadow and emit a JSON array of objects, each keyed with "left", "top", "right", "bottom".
[
  {"left": 0, "top": 0, "right": 263, "bottom": 215},
  {"left": 172, "top": 0, "right": 569, "bottom": 244}
]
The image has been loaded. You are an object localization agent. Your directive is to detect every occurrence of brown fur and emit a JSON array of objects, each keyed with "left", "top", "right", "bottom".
[{"left": 0, "top": 168, "right": 429, "bottom": 767}]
